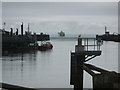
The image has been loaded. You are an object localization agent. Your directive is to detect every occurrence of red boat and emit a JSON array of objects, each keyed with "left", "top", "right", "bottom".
[{"left": 38, "top": 42, "right": 53, "bottom": 51}]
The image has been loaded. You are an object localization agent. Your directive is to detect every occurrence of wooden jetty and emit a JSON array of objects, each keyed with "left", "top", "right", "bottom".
[
  {"left": 70, "top": 36, "right": 120, "bottom": 90},
  {"left": 96, "top": 26, "right": 120, "bottom": 42}
]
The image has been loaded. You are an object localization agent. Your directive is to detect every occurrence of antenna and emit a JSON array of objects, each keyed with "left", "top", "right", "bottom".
[
  {"left": 28, "top": 23, "right": 30, "bottom": 32},
  {"left": 3, "top": 22, "right": 6, "bottom": 30}
]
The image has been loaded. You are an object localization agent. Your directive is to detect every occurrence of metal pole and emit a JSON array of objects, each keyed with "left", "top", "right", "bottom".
[
  {"left": 87, "top": 38, "right": 88, "bottom": 51},
  {"left": 94, "top": 38, "right": 95, "bottom": 51}
]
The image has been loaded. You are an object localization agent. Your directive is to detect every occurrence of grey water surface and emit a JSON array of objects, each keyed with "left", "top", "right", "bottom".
[{"left": 2, "top": 39, "right": 118, "bottom": 88}]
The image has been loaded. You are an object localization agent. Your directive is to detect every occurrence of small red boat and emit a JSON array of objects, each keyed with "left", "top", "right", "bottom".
[{"left": 38, "top": 42, "right": 53, "bottom": 51}]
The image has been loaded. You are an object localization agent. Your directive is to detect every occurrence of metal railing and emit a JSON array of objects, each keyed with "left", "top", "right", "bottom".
[{"left": 81, "top": 38, "right": 103, "bottom": 51}]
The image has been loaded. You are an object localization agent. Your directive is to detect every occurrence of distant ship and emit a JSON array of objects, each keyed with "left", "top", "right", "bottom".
[{"left": 58, "top": 31, "right": 65, "bottom": 37}]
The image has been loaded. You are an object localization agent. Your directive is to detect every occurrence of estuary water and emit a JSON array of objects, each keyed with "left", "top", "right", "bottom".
[{"left": 2, "top": 38, "right": 118, "bottom": 88}]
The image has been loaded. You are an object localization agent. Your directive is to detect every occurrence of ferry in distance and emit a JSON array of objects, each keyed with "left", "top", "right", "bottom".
[{"left": 58, "top": 31, "right": 65, "bottom": 37}]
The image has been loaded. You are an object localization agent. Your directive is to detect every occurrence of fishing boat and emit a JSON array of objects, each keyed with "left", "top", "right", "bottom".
[{"left": 38, "top": 42, "right": 53, "bottom": 51}]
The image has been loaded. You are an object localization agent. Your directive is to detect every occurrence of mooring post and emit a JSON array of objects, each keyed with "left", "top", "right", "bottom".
[{"left": 74, "top": 36, "right": 85, "bottom": 90}]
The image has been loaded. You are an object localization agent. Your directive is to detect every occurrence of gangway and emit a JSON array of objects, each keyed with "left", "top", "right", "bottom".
[
  {"left": 70, "top": 35, "right": 103, "bottom": 90},
  {"left": 70, "top": 35, "right": 120, "bottom": 90}
]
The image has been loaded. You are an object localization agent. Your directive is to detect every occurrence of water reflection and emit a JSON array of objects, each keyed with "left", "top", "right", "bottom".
[{"left": 2, "top": 50, "right": 37, "bottom": 80}]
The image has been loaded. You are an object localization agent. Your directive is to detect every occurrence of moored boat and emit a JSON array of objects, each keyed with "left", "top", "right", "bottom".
[{"left": 38, "top": 42, "right": 53, "bottom": 51}]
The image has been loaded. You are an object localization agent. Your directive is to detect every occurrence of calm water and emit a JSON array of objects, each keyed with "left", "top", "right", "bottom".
[{"left": 2, "top": 39, "right": 118, "bottom": 88}]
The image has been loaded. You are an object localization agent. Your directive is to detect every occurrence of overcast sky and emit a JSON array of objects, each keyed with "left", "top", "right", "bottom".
[
  {"left": 2, "top": 2, "right": 118, "bottom": 35},
  {"left": 1, "top": 0, "right": 119, "bottom": 2},
  {"left": 3, "top": 2, "right": 118, "bottom": 19}
]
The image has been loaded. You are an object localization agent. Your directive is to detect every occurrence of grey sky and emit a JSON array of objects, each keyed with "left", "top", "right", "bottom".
[
  {"left": 3, "top": 2, "right": 117, "bottom": 17},
  {"left": 2, "top": 2, "right": 118, "bottom": 35},
  {"left": 2, "top": 0, "right": 119, "bottom": 2},
  {"left": 0, "top": 1, "right": 1, "bottom": 30}
]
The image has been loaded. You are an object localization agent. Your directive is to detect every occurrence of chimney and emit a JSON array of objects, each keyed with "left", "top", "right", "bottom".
[
  {"left": 10, "top": 28, "right": 13, "bottom": 35},
  {"left": 16, "top": 28, "right": 18, "bottom": 35},
  {"left": 21, "top": 22, "right": 23, "bottom": 36}
]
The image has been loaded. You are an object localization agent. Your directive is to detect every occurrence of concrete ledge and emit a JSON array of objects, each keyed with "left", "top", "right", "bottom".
[{"left": 0, "top": 83, "right": 36, "bottom": 90}]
